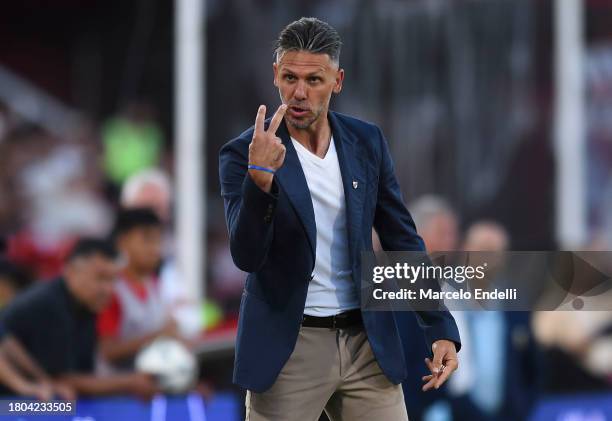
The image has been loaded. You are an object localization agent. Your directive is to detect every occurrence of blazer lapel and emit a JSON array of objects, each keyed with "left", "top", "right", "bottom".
[
  {"left": 274, "top": 121, "right": 317, "bottom": 261},
  {"left": 329, "top": 112, "right": 366, "bottom": 269}
]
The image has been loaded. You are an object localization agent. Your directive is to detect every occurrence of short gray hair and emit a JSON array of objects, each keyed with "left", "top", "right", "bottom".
[
  {"left": 120, "top": 168, "right": 172, "bottom": 205},
  {"left": 275, "top": 17, "right": 342, "bottom": 65},
  {"left": 409, "top": 195, "right": 456, "bottom": 230}
]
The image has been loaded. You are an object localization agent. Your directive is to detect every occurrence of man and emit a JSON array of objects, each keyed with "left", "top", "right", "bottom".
[
  {"left": 219, "top": 17, "right": 460, "bottom": 420},
  {"left": 97, "top": 208, "right": 180, "bottom": 371},
  {"left": 0, "top": 258, "right": 67, "bottom": 400},
  {"left": 410, "top": 196, "right": 459, "bottom": 254},
  {"left": 0, "top": 238, "right": 158, "bottom": 398},
  {"left": 453, "top": 222, "right": 539, "bottom": 421},
  {"left": 120, "top": 170, "right": 202, "bottom": 338}
]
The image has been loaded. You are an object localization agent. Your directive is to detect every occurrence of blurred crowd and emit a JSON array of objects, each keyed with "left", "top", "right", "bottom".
[
  {"left": 394, "top": 196, "right": 612, "bottom": 421},
  {"left": 0, "top": 99, "right": 238, "bottom": 402}
]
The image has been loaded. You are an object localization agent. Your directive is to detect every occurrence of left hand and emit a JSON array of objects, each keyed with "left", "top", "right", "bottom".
[{"left": 421, "top": 339, "right": 458, "bottom": 391}]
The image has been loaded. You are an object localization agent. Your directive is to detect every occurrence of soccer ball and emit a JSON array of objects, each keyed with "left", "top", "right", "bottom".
[{"left": 135, "top": 337, "right": 198, "bottom": 394}]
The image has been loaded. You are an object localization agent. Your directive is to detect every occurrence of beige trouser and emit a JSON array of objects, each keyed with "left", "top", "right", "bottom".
[{"left": 245, "top": 324, "right": 409, "bottom": 421}]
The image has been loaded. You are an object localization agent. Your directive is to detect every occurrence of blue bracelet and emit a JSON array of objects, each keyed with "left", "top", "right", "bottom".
[{"left": 248, "top": 164, "right": 275, "bottom": 174}]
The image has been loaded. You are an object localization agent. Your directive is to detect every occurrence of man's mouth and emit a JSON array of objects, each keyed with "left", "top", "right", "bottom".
[{"left": 288, "top": 105, "right": 310, "bottom": 118}]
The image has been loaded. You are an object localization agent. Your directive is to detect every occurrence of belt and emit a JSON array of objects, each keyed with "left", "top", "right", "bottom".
[{"left": 301, "top": 309, "right": 362, "bottom": 329}]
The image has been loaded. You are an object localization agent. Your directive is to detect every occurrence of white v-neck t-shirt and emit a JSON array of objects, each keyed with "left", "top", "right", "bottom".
[{"left": 291, "top": 136, "right": 359, "bottom": 316}]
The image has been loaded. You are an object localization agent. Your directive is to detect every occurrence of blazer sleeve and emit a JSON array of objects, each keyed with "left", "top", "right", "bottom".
[
  {"left": 372, "top": 126, "right": 462, "bottom": 352},
  {"left": 219, "top": 139, "right": 278, "bottom": 273}
]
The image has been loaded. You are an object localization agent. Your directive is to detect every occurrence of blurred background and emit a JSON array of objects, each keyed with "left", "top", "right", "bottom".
[{"left": 0, "top": 0, "right": 611, "bottom": 420}]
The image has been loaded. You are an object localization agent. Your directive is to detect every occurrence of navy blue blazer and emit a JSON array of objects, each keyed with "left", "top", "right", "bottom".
[{"left": 219, "top": 110, "right": 461, "bottom": 393}]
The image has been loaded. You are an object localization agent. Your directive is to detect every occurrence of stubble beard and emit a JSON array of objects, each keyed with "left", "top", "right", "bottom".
[{"left": 286, "top": 106, "right": 323, "bottom": 130}]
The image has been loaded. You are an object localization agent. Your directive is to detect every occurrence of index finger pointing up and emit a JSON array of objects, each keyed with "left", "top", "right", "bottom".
[
  {"left": 267, "top": 104, "right": 288, "bottom": 135},
  {"left": 255, "top": 105, "right": 266, "bottom": 133}
]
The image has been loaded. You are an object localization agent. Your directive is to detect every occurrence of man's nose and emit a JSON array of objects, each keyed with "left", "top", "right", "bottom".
[{"left": 293, "top": 81, "right": 307, "bottom": 100}]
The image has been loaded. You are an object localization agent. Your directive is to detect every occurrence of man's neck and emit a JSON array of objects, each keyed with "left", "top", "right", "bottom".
[{"left": 287, "top": 114, "right": 332, "bottom": 159}]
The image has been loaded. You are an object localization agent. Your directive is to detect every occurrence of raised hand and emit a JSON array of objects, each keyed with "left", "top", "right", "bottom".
[{"left": 248, "top": 104, "right": 287, "bottom": 193}]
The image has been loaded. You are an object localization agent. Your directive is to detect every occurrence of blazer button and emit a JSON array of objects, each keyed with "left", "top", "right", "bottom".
[{"left": 264, "top": 215, "right": 272, "bottom": 223}]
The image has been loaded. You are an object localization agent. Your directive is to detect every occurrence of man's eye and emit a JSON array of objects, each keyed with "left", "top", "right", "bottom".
[
  {"left": 309, "top": 77, "right": 321, "bottom": 83},
  {"left": 285, "top": 74, "right": 296, "bottom": 81}
]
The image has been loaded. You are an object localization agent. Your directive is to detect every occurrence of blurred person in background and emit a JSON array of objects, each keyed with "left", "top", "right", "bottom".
[
  {"left": 102, "top": 101, "right": 164, "bottom": 198},
  {"left": 121, "top": 174, "right": 221, "bottom": 399},
  {"left": 120, "top": 169, "right": 202, "bottom": 337},
  {"left": 451, "top": 221, "right": 540, "bottom": 421},
  {"left": 0, "top": 238, "right": 158, "bottom": 399},
  {"left": 1, "top": 123, "right": 112, "bottom": 280},
  {"left": 121, "top": 168, "right": 172, "bottom": 224},
  {"left": 19, "top": 125, "right": 111, "bottom": 246},
  {"left": 97, "top": 208, "right": 183, "bottom": 372},
  {"left": 410, "top": 196, "right": 459, "bottom": 254},
  {"left": 0, "top": 257, "right": 66, "bottom": 400}
]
